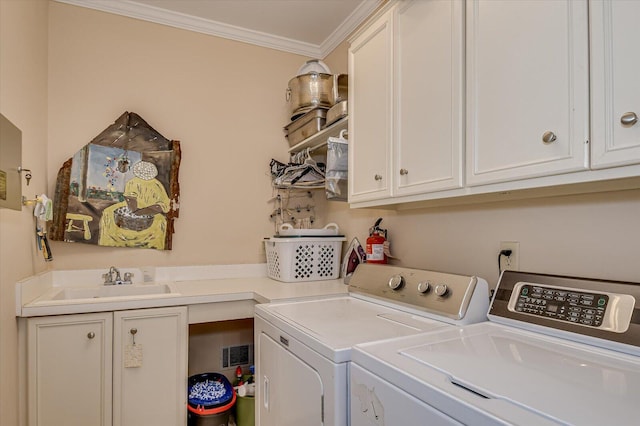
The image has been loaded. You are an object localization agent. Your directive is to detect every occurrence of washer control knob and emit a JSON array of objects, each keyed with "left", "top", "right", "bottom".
[
  {"left": 417, "top": 281, "right": 431, "bottom": 294},
  {"left": 388, "top": 275, "right": 405, "bottom": 290},
  {"left": 435, "top": 284, "right": 449, "bottom": 297}
]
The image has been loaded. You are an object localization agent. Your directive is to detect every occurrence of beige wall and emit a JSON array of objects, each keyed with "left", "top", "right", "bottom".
[
  {"left": 0, "top": 0, "right": 49, "bottom": 424},
  {"left": 46, "top": 2, "right": 310, "bottom": 269},
  {"left": 326, "top": 190, "right": 640, "bottom": 286},
  {"left": 323, "top": 40, "right": 348, "bottom": 74}
]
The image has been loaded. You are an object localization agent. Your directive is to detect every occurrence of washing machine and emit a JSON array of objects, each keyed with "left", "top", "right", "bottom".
[
  {"left": 350, "top": 270, "right": 640, "bottom": 425},
  {"left": 254, "top": 263, "right": 490, "bottom": 426}
]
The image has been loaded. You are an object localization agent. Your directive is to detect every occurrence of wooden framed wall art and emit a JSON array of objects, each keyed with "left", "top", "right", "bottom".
[{"left": 50, "top": 112, "right": 181, "bottom": 250}]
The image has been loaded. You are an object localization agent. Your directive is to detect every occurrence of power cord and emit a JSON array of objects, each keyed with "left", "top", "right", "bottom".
[{"left": 497, "top": 249, "right": 513, "bottom": 276}]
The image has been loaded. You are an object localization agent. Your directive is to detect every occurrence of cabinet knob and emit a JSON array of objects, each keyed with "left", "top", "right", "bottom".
[
  {"left": 87, "top": 332, "right": 95, "bottom": 339},
  {"left": 542, "top": 131, "right": 557, "bottom": 144},
  {"left": 130, "top": 328, "right": 137, "bottom": 336},
  {"left": 374, "top": 174, "right": 383, "bottom": 181},
  {"left": 399, "top": 168, "right": 409, "bottom": 176},
  {"left": 621, "top": 112, "right": 638, "bottom": 126}
]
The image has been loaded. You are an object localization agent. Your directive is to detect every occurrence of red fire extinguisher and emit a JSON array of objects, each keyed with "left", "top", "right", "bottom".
[{"left": 366, "top": 218, "right": 387, "bottom": 264}]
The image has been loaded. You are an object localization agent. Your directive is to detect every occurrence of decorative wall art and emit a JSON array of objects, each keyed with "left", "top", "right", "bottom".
[{"left": 50, "top": 112, "right": 181, "bottom": 250}]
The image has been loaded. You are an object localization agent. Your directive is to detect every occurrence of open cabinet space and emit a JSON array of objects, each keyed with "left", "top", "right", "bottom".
[{"left": 189, "top": 318, "right": 255, "bottom": 385}]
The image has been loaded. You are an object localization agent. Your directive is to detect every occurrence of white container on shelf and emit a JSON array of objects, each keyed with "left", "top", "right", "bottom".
[
  {"left": 277, "top": 223, "right": 340, "bottom": 237},
  {"left": 265, "top": 235, "right": 346, "bottom": 282}
]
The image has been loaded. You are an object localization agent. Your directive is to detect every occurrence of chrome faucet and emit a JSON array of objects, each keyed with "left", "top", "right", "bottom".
[{"left": 102, "top": 266, "right": 133, "bottom": 285}]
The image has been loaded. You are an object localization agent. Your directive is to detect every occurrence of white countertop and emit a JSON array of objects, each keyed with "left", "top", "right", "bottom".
[{"left": 16, "top": 264, "right": 348, "bottom": 317}]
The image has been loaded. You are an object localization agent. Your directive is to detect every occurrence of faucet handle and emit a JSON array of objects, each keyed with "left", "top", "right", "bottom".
[
  {"left": 123, "top": 272, "right": 134, "bottom": 284},
  {"left": 102, "top": 272, "right": 113, "bottom": 284}
]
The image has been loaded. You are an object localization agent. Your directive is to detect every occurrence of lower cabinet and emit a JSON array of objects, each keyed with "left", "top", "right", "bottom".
[
  {"left": 27, "top": 306, "right": 188, "bottom": 426},
  {"left": 27, "top": 312, "right": 113, "bottom": 426},
  {"left": 113, "top": 307, "right": 188, "bottom": 426}
]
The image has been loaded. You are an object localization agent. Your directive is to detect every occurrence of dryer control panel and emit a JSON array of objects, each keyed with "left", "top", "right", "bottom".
[
  {"left": 348, "top": 264, "right": 489, "bottom": 325},
  {"left": 509, "top": 283, "right": 615, "bottom": 329},
  {"left": 490, "top": 271, "right": 640, "bottom": 350}
]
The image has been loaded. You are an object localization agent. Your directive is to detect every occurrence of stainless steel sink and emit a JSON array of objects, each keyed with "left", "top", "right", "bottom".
[{"left": 51, "top": 284, "right": 173, "bottom": 300}]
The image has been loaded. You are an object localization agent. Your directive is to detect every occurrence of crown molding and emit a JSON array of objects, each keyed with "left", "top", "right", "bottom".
[
  {"left": 319, "top": 0, "right": 382, "bottom": 57},
  {"left": 55, "top": 0, "right": 381, "bottom": 58}
]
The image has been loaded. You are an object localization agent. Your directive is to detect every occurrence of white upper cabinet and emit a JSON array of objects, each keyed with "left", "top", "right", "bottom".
[
  {"left": 349, "top": 8, "right": 393, "bottom": 203},
  {"left": 590, "top": 0, "right": 640, "bottom": 168},
  {"left": 394, "top": 0, "right": 464, "bottom": 196},
  {"left": 347, "top": 0, "right": 640, "bottom": 208},
  {"left": 465, "top": 0, "right": 590, "bottom": 186},
  {"left": 349, "top": 0, "right": 464, "bottom": 203}
]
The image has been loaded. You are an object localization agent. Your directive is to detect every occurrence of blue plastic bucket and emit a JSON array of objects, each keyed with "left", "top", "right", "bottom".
[{"left": 187, "top": 373, "right": 236, "bottom": 426}]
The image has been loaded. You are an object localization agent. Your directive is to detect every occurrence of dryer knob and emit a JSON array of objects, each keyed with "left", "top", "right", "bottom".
[
  {"left": 417, "top": 281, "right": 431, "bottom": 294},
  {"left": 435, "top": 284, "right": 449, "bottom": 297},
  {"left": 388, "top": 274, "right": 404, "bottom": 290}
]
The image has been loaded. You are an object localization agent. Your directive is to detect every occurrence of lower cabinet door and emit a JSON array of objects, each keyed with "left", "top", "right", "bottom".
[
  {"left": 27, "top": 312, "right": 113, "bottom": 426},
  {"left": 113, "top": 306, "right": 188, "bottom": 426}
]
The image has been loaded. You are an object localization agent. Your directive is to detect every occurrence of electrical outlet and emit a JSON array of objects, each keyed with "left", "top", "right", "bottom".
[{"left": 500, "top": 241, "right": 520, "bottom": 271}]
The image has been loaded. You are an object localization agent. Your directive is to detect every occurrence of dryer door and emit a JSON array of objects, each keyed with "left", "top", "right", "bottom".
[{"left": 259, "top": 332, "right": 324, "bottom": 425}]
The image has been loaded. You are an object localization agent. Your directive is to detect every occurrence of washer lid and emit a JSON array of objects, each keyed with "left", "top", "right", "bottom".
[
  {"left": 256, "top": 296, "right": 449, "bottom": 363},
  {"left": 361, "top": 322, "right": 640, "bottom": 425}
]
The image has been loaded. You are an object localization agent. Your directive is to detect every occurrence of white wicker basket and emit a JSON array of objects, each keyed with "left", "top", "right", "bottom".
[{"left": 265, "top": 236, "right": 346, "bottom": 282}]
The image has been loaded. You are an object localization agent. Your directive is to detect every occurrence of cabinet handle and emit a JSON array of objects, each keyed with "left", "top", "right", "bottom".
[
  {"left": 542, "top": 131, "right": 557, "bottom": 144},
  {"left": 130, "top": 328, "right": 138, "bottom": 344},
  {"left": 87, "top": 332, "right": 95, "bottom": 339},
  {"left": 621, "top": 112, "right": 638, "bottom": 126},
  {"left": 399, "top": 169, "right": 408, "bottom": 176},
  {"left": 374, "top": 174, "right": 383, "bottom": 181}
]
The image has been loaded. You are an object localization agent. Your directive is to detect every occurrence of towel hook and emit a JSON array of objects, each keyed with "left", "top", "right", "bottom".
[{"left": 22, "top": 196, "right": 41, "bottom": 206}]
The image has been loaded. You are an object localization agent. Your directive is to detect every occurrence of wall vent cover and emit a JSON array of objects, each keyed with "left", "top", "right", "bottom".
[{"left": 222, "top": 344, "right": 254, "bottom": 368}]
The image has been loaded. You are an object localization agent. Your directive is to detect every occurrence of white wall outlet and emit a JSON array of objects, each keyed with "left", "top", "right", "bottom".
[{"left": 500, "top": 241, "right": 520, "bottom": 271}]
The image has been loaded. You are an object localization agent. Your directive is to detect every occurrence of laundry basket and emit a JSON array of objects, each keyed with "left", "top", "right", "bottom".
[{"left": 265, "top": 236, "right": 346, "bottom": 282}]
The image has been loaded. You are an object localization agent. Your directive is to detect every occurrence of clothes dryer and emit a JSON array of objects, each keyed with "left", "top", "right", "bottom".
[{"left": 255, "top": 263, "right": 490, "bottom": 426}]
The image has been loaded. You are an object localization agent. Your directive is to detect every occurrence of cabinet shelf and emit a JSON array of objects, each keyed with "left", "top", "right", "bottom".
[{"left": 287, "top": 117, "right": 348, "bottom": 154}]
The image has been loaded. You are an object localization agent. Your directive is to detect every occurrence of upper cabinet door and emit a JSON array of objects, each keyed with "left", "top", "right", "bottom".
[
  {"left": 394, "top": 0, "right": 464, "bottom": 196},
  {"left": 349, "top": 8, "right": 393, "bottom": 203},
  {"left": 590, "top": 0, "right": 640, "bottom": 169},
  {"left": 466, "top": 0, "right": 590, "bottom": 186}
]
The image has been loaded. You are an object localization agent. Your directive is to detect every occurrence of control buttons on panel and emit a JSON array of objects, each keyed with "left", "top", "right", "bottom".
[
  {"left": 514, "top": 284, "right": 608, "bottom": 328},
  {"left": 417, "top": 281, "right": 431, "bottom": 294},
  {"left": 388, "top": 274, "right": 405, "bottom": 291},
  {"left": 435, "top": 284, "right": 449, "bottom": 297}
]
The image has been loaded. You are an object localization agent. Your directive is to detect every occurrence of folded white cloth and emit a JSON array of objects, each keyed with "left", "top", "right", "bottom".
[{"left": 33, "top": 194, "right": 53, "bottom": 221}]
